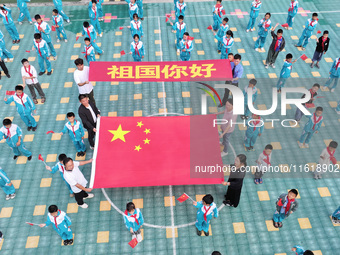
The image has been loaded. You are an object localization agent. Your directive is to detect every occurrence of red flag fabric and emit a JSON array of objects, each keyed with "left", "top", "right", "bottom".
[
  {"left": 26, "top": 222, "right": 34, "bottom": 226},
  {"left": 331, "top": 157, "right": 337, "bottom": 165},
  {"left": 76, "top": 36, "right": 80, "bottom": 41},
  {"left": 128, "top": 238, "right": 138, "bottom": 248},
  {"left": 89, "top": 115, "right": 224, "bottom": 189},
  {"left": 38, "top": 154, "right": 44, "bottom": 162},
  {"left": 26, "top": 50, "right": 30, "bottom": 53},
  {"left": 300, "top": 54, "right": 308, "bottom": 61},
  {"left": 187, "top": 36, "right": 194, "bottom": 41},
  {"left": 177, "top": 193, "right": 189, "bottom": 203},
  {"left": 317, "top": 30, "right": 322, "bottom": 34},
  {"left": 6, "top": 91, "right": 15, "bottom": 95},
  {"left": 46, "top": 130, "right": 55, "bottom": 134},
  {"left": 120, "top": 50, "right": 125, "bottom": 56},
  {"left": 305, "top": 103, "right": 315, "bottom": 108},
  {"left": 51, "top": 26, "right": 56, "bottom": 31},
  {"left": 165, "top": 17, "right": 169, "bottom": 22},
  {"left": 207, "top": 25, "right": 213, "bottom": 30},
  {"left": 166, "top": 14, "right": 171, "bottom": 18},
  {"left": 119, "top": 26, "right": 124, "bottom": 30},
  {"left": 265, "top": 23, "right": 270, "bottom": 28},
  {"left": 221, "top": 9, "right": 226, "bottom": 15},
  {"left": 281, "top": 23, "right": 289, "bottom": 27}
]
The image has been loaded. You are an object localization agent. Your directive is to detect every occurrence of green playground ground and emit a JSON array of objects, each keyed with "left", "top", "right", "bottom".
[{"left": 0, "top": 0, "right": 340, "bottom": 254}]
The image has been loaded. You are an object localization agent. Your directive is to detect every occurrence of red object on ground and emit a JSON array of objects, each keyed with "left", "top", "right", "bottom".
[
  {"left": 317, "top": 30, "right": 322, "bottom": 34},
  {"left": 25, "top": 50, "right": 30, "bottom": 53},
  {"left": 46, "top": 130, "right": 55, "bottom": 134},
  {"left": 177, "top": 193, "right": 189, "bottom": 203},
  {"left": 207, "top": 25, "right": 213, "bottom": 30},
  {"left": 38, "top": 154, "right": 44, "bottom": 162},
  {"left": 6, "top": 91, "right": 15, "bottom": 95},
  {"left": 331, "top": 157, "right": 337, "bottom": 165},
  {"left": 128, "top": 238, "right": 138, "bottom": 248},
  {"left": 120, "top": 50, "right": 125, "bottom": 56},
  {"left": 89, "top": 115, "right": 224, "bottom": 188},
  {"left": 119, "top": 26, "right": 124, "bottom": 30},
  {"left": 166, "top": 14, "right": 171, "bottom": 18},
  {"left": 76, "top": 36, "right": 80, "bottom": 41},
  {"left": 281, "top": 23, "right": 289, "bottom": 27},
  {"left": 165, "top": 17, "right": 169, "bottom": 22},
  {"left": 300, "top": 54, "right": 308, "bottom": 61}
]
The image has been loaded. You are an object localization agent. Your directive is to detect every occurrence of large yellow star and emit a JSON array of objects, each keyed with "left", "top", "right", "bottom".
[
  {"left": 137, "top": 121, "right": 144, "bottom": 128},
  {"left": 144, "top": 128, "right": 151, "bottom": 134},
  {"left": 108, "top": 125, "right": 130, "bottom": 142},
  {"left": 135, "top": 145, "right": 142, "bottom": 151},
  {"left": 144, "top": 138, "right": 150, "bottom": 144}
]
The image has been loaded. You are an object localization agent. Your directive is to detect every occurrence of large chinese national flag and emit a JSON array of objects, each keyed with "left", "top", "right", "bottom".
[{"left": 90, "top": 115, "right": 224, "bottom": 188}]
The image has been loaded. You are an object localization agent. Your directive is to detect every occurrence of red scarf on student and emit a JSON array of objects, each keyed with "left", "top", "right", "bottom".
[
  {"left": 85, "top": 46, "right": 91, "bottom": 60},
  {"left": 274, "top": 36, "right": 282, "bottom": 51},
  {"left": 179, "top": 3, "right": 184, "bottom": 13},
  {"left": 216, "top": 5, "right": 221, "bottom": 18},
  {"left": 54, "top": 16, "right": 58, "bottom": 26},
  {"left": 185, "top": 40, "right": 190, "bottom": 49},
  {"left": 53, "top": 210, "right": 61, "bottom": 229},
  {"left": 5, "top": 128, "right": 11, "bottom": 140},
  {"left": 203, "top": 206, "right": 211, "bottom": 222},
  {"left": 336, "top": 59, "right": 340, "bottom": 70},
  {"left": 124, "top": 210, "right": 139, "bottom": 225},
  {"left": 263, "top": 150, "right": 271, "bottom": 165},
  {"left": 3, "top": 10, "right": 9, "bottom": 23},
  {"left": 321, "top": 37, "right": 327, "bottom": 52},
  {"left": 312, "top": 113, "right": 322, "bottom": 130},
  {"left": 24, "top": 65, "right": 34, "bottom": 83},
  {"left": 16, "top": 93, "right": 26, "bottom": 109},
  {"left": 60, "top": 165, "right": 65, "bottom": 174},
  {"left": 327, "top": 147, "right": 336, "bottom": 164},
  {"left": 70, "top": 121, "right": 77, "bottom": 137},
  {"left": 134, "top": 21, "right": 139, "bottom": 30},
  {"left": 134, "top": 42, "right": 140, "bottom": 56},
  {"left": 92, "top": 7, "right": 97, "bottom": 19},
  {"left": 179, "top": 22, "right": 183, "bottom": 33},
  {"left": 255, "top": 1, "right": 261, "bottom": 8},
  {"left": 37, "top": 21, "right": 43, "bottom": 34},
  {"left": 86, "top": 28, "right": 92, "bottom": 40},
  {"left": 252, "top": 118, "right": 261, "bottom": 131},
  {"left": 35, "top": 40, "right": 42, "bottom": 57}
]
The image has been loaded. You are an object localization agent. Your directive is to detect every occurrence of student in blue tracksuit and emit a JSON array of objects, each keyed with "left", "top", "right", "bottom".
[
  {"left": 82, "top": 21, "right": 103, "bottom": 54},
  {"left": 295, "top": 13, "right": 318, "bottom": 50},
  {"left": 214, "top": 30, "right": 234, "bottom": 59},
  {"left": 0, "top": 118, "right": 32, "bottom": 160},
  {"left": 0, "top": 6, "right": 20, "bottom": 43},
  {"left": 0, "top": 29, "right": 14, "bottom": 60},
  {"left": 39, "top": 205, "right": 74, "bottom": 246},
  {"left": 335, "top": 100, "right": 340, "bottom": 115},
  {"left": 193, "top": 194, "right": 218, "bottom": 236},
  {"left": 246, "top": 0, "right": 262, "bottom": 32},
  {"left": 4, "top": 86, "right": 37, "bottom": 130},
  {"left": 89, "top": 0, "right": 102, "bottom": 36},
  {"left": 53, "top": 0, "right": 70, "bottom": 23},
  {"left": 244, "top": 114, "right": 264, "bottom": 151},
  {"left": 83, "top": 38, "right": 96, "bottom": 64},
  {"left": 17, "top": 0, "right": 32, "bottom": 24},
  {"left": 45, "top": 154, "right": 73, "bottom": 197},
  {"left": 298, "top": 107, "right": 323, "bottom": 148},
  {"left": 212, "top": 0, "right": 225, "bottom": 31},
  {"left": 170, "top": 15, "right": 186, "bottom": 53},
  {"left": 241, "top": 79, "right": 258, "bottom": 120},
  {"left": 292, "top": 246, "right": 314, "bottom": 255},
  {"left": 130, "top": 34, "right": 144, "bottom": 62},
  {"left": 215, "top": 17, "right": 229, "bottom": 53},
  {"left": 128, "top": 13, "right": 143, "bottom": 39},
  {"left": 136, "top": 0, "right": 143, "bottom": 20},
  {"left": 324, "top": 57, "right": 340, "bottom": 92},
  {"left": 0, "top": 167, "right": 16, "bottom": 200},
  {"left": 124, "top": 202, "right": 144, "bottom": 242},
  {"left": 174, "top": 0, "right": 186, "bottom": 24},
  {"left": 33, "top": 33, "right": 52, "bottom": 75},
  {"left": 254, "top": 12, "right": 271, "bottom": 51},
  {"left": 332, "top": 206, "right": 340, "bottom": 223},
  {"left": 34, "top": 15, "right": 57, "bottom": 59},
  {"left": 89, "top": 0, "right": 103, "bottom": 21},
  {"left": 52, "top": 9, "right": 67, "bottom": 42},
  {"left": 276, "top": 53, "right": 298, "bottom": 92},
  {"left": 286, "top": 0, "right": 299, "bottom": 29},
  {"left": 60, "top": 112, "right": 86, "bottom": 156},
  {"left": 125, "top": 0, "right": 139, "bottom": 21},
  {"left": 180, "top": 32, "right": 193, "bottom": 61}
]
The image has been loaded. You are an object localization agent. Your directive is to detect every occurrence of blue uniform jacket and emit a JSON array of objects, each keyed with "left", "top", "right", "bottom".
[
  {"left": 5, "top": 93, "right": 35, "bottom": 115},
  {"left": 303, "top": 113, "right": 323, "bottom": 132},
  {"left": 61, "top": 120, "right": 85, "bottom": 142},
  {"left": 124, "top": 208, "right": 144, "bottom": 232}
]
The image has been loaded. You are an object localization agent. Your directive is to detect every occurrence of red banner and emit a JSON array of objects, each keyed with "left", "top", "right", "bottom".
[{"left": 89, "top": 59, "right": 232, "bottom": 82}]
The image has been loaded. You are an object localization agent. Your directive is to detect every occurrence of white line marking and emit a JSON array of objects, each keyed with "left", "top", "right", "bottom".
[
  {"left": 169, "top": 185, "right": 177, "bottom": 255},
  {"left": 158, "top": 17, "right": 167, "bottom": 116},
  {"left": 89, "top": 116, "right": 101, "bottom": 188}
]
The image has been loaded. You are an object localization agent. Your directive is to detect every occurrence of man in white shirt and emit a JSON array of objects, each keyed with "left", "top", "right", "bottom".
[
  {"left": 63, "top": 157, "right": 94, "bottom": 208},
  {"left": 21, "top": 58, "right": 46, "bottom": 104},
  {"left": 73, "top": 58, "right": 96, "bottom": 105}
]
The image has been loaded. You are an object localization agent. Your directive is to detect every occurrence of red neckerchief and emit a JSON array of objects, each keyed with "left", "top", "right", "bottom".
[
  {"left": 92, "top": 6, "right": 97, "bottom": 19},
  {"left": 290, "top": 1, "right": 294, "bottom": 11},
  {"left": 255, "top": 1, "right": 261, "bottom": 8},
  {"left": 134, "top": 42, "right": 140, "bottom": 56},
  {"left": 263, "top": 150, "right": 271, "bottom": 165},
  {"left": 327, "top": 147, "right": 335, "bottom": 160},
  {"left": 16, "top": 93, "right": 26, "bottom": 109},
  {"left": 134, "top": 21, "right": 139, "bottom": 31},
  {"left": 285, "top": 198, "right": 294, "bottom": 214},
  {"left": 226, "top": 38, "right": 231, "bottom": 46},
  {"left": 3, "top": 10, "right": 9, "bottom": 23},
  {"left": 130, "top": 3, "right": 133, "bottom": 9},
  {"left": 5, "top": 128, "right": 11, "bottom": 140},
  {"left": 185, "top": 40, "right": 189, "bottom": 49},
  {"left": 203, "top": 205, "right": 211, "bottom": 222},
  {"left": 61, "top": 164, "right": 65, "bottom": 174},
  {"left": 53, "top": 210, "right": 61, "bottom": 229},
  {"left": 24, "top": 65, "right": 34, "bottom": 83},
  {"left": 252, "top": 118, "right": 260, "bottom": 131},
  {"left": 86, "top": 27, "right": 92, "bottom": 40},
  {"left": 312, "top": 113, "right": 322, "bottom": 130},
  {"left": 35, "top": 40, "right": 42, "bottom": 57},
  {"left": 70, "top": 120, "right": 77, "bottom": 137},
  {"left": 37, "top": 21, "right": 43, "bottom": 35},
  {"left": 321, "top": 37, "right": 327, "bottom": 51},
  {"left": 54, "top": 16, "right": 58, "bottom": 26},
  {"left": 85, "top": 46, "right": 91, "bottom": 60},
  {"left": 274, "top": 36, "right": 282, "bottom": 51},
  {"left": 124, "top": 210, "right": 139, "bottom": 225},
  {"left": 179, "top": 22, "right": 183, "bottom": 33},
  {"left": 309, "top": 89, "right": 316, "bottom": 99},
  {"left": 263, "top": 19, "right": 268, "bottom": 28},
  {"left": 309, "top": 19, "right": 316, "bottom": 27},
  {"left": 335, "top": 59, "right": 340, "bottom": 70},
  {"left": 179, "top": 3, "right": 183, "bottom": 13},
  {"left": 216, "top": 5, "right": 221, "bottom": 18}
]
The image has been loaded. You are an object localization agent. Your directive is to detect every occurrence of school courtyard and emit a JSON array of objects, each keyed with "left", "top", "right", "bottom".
[{"left": 0, "top": 0, "right": 340, "bottom": 254}]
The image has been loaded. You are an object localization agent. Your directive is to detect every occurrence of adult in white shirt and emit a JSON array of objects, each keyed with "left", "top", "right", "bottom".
[
  {"left": 21, "top": 58, "right": 46, "bottom": 104},
  {"left": 73, "top": 58, "right": 96, "bottom": 105},
  {"left": 63, "top": 157, "right": 94, "bottom": 209}
]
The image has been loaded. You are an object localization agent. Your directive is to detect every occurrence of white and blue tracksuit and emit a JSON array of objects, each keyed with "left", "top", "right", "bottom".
[
  {"left": 212, "top": 4, "right": 225, "bottom": 31},
  {"left": 17, "top": 0, "right": 32, "bottom": 23},
  {"left": 0, "top": 29, "right": 14, "bottom": 59},
  {"left": 82, "top": 25, "right": 103, "bottom": 54},
  {"left": 50, "top": 162, "right": 73, "bottom": 194},
  {"left": 0, "top": 124, "right": 32, "bottom": 157},
  {"left": 83, "top": 44, "right": 96, "bottom": 64},
  {"left": 130, "top": 40, "right": 144, "bottom": 62},
  {"left": 336, "top": 101, "right": 340, "bottom": 112},
  {"left": 277, "top": 61, "right": 292, "bottom": 90},
  {"left": 297, "top": 18, "right": 318, "bottom": 48},
  {"left": 332, "top": 206, "right": 340, "bottom": 220},
  {"left": 53, "top": 0, "right": 70, "bottom": 21},
  {"left": 324, "top": 58, "right": 340, "bottom": 90},
  {"left": 33, "top": 39, "right": 52, "bottom": 73},
  {"left": 215, "top": 35, "right": 233, "bottom": 59},
  {"left": 247, "top": 1, "right": 262, "bottom": 30},
  {"left": 125, "top": 0, "right": 139, "bottom": 21},
  {"left": 299, "top": 113, "right": 323, "bottom": 144},
  {"left": 244, "top": 118, "right": 264, "bottom": 147},
  {"left": 88, "top": 0, "right": 103, "bottom": 19},
  {"left": 52, "top": 14, "right": 67, "bottom": 40},
  {"left": 136, "top": 0, "right": 143, "bottom": 19},
  {"left": 124, "top": 208, "right": 144, "bottom": 233},
  {"left": 5, "top": 93, "right": 37, "bottom": 128},
  {"left": 89, "top": 5, "right": 102, "bottom": 34},
  {"left": 293, "top": 245, "right": 305, "bottom": 255},
  {"left": 286, "top": 0, "right": 299, "bottom": 27},
  {"left": 130, "top": 20, "right": 143, "bottom": 39},
  {"left": 216, "top": 23, "right": 229, "bottom": 51},
  {"left": 180, "top": 39, "right": 193, "bottom": 61},
  {"left": 194, "top": 202, "right": 218, "bottom": 233},
  {"left": 0, "top": 6, "right": 20, "bottom": 41},
  {"left": 174, "top": 1, "right": 186, "bottom": 23},
  {"left": 44, "top": 210, "right": 73, "bottom": 240},
  {"left": 255, "top": 18, "right": 272, "bottom": 49},
  {"left": 172, "top": 21, "right": 186, "bottom": 50},
  {"left": 34, "top": 22, "right": 56, "bottom": 57},
  {"left": 61, "top": 120, "right": 86, "bottom": 152},
  {"left": 243, "top": 86, "right": 258, "bottom": 117},
  {"left": 0, "top": 167, "right": 15, "bottom": 196}
]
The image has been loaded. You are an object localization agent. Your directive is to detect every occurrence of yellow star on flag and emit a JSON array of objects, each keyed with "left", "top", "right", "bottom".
[
  {"left": 137, "top": 121, "right": 144, "bottom": 128},
  {"left": 108, "top": 125, "right": 130, "bottom": 142},
  {"left": 135, "top": 145, "right": 142, "bottom": 151},
  {"left": 144, "top": 138, "right": 150, "bottom": 144},
  {"left": 144, "top": 128, "right": 151, "bottom": 134}
]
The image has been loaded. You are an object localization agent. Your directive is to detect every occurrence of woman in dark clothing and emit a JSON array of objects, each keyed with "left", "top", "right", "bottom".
[{"left": 222, "top": 154, "right": 247, "bottom": 207}]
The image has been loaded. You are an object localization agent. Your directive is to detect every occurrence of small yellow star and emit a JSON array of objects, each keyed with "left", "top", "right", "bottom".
[
  {"left": 135, "top": 145, "right": 142, "bottom": 151},
  {"left": 108, "top": 125, "right": 130, "bottom": 142},
  {"left": 144, "top": 138, "right": 150, "bottom": 144},
  {"left": 144, "top": 128, "right": 151, "bottom": 134},
  {"left": 137, "top": 121, "right": 144, "bottom": 128}
]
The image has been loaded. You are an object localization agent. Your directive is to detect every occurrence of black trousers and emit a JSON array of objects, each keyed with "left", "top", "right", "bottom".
[
  {"left": 0, "top": 60, "right": 9, "bottom": 77},
  {"left": 221, "top": 81, "right": 239, "bottom": 106},
  {"left": 224, "top": 187, "right": 242, "bottom": 208},
  {"left": 74, "top": 190, "right": 89, "bottom": 205},
  {"left": 87, "top": 126, "right": 96, "bottom": 147}
]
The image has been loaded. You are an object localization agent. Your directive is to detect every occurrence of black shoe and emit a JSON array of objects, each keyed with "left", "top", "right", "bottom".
[
  {"left": 47, "top": 71, "right": 52, "bottom": 75},
  {"left": 141, "top": 18, "right": 144, "bottom": 21},
  {"left": 217, "top": 50, "right": 221, "bottom": 53},
  {"left": 27, "top": 126, "right": 32, "bottom": 131},
  {"left": 204, "top": 231, "right": 209, "bottom": 236},
  {"left": 32, "top": 126, "right": 37, "bottom": 131},
  {"left": 38, "top": 71, "right": 45, "bottom": 76},
  {"left": 81, "top": 151, "right": 86, "bottom": 156},
  {"left": 218, "top": 103, "right": 225, "bottom": 108},
  {"left": 27, "top": 155, "right": 32, "bottom": 161},
  {"left": 16, "top": 39, "right": 20, "bottom": 43},
  {"left": 6, "top": 74, "right": 10, "bottom": 78},
  {"left": 77, "top": 152, "right": 81, "bottom": 157},
  {"left": 63, "top": 240, "right": 69, "bottom": 246},
  {"left": 68, "top": 239, "right": 73, "bottom": 245},
  {"left": 13, "top": 155, "right": 18, "bottom": 160},
  {"left": 12, "top": 40, "right": 16, "bottom": 44},
  {"left": 240, "top": 115, "right": 246, "bottom": 120},
  {"left": 196, "top": 228, "right": 202, "bottom": 236}
]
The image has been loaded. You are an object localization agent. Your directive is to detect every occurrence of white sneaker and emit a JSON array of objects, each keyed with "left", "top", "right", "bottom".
[
  {"left": 79, "top": 203, "right": 88, "bottom": 208},
  {"left": 29, "top": 21, "right": 33, "bottom": 24},
  {"left": 298, "top": 141, "right": 303, "bottom": 148},
  {"left": 57, "top": 39, "right": 60, "bottom": 42},
  {"left": 271, "top": 64, "right": 275, "bottom": 68},
  {"left": 255, "top": 48, "right": 259, "bottom": 52},
  {"left": 261, "top": 48, "right": 265, "bottom": 51},
  {"left": 84, "top": 193, "right": 94, "bottom": 199},
  {"left": 221, "top": 151, "right": 228, "bottom": 157},
  {"left": 4, "top": 59, "right": 8, "bottom": 62},
  {"left": 265, "top": 64, "right": 269, "bottom": 69},
  {"left": 5, "top": 195, "right": 10, "bottom": 200},
  {"left": 335, "top": 110, "right": 340, "bottom": 115},
  {"left": 10, "top": 193, "right": 16, "bottom": 199},
  {"left": 136, "top": 233, "right": 143, "bottom": 242},
  {"left": 64, "top": 39, "right": 68, "bottom": 43},
  {"left": 19, "top": 22, "right": 23, "bottom": 25},
  {"left": 99, "top": 33, "right": 102, "bottom": 37},
  {"left": 331, "top": 88, "right": 335, "bottom": 92},
  {"left": 251, "top": 28, "right": 255, "bottom": 31},
  {"left": 305, "top": 144, "right": 309, "bottom": 148},
  {"left": 66, "top": 19, "right": 70, "bottom": 23},
  {"left": 246, "top": 29, "right": 249, "bottom": 33},
  {"left": 177, "top": 49, "right": 180, "bottom": 53},
  {"left": 54, "top": 56, "right": 57, "bottom": 60}
]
